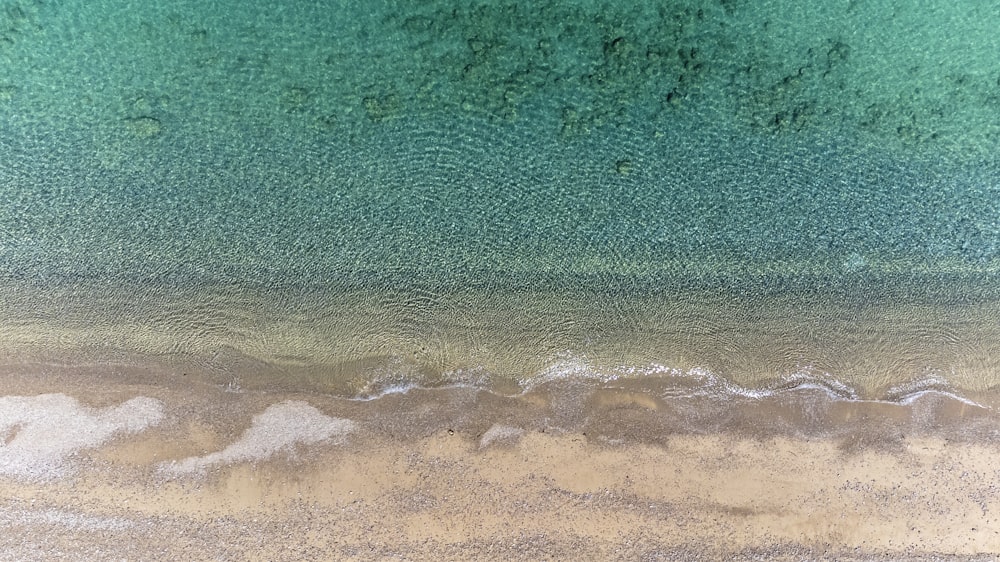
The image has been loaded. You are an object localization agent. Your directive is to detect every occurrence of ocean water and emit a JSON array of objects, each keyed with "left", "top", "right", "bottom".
[{"left": 2, "top": 0, "right": 1000, "bottom": 401}]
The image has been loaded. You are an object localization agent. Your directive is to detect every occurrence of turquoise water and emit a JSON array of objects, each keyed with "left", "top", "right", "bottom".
[{"left": 2, "top": 0, "right": 1000, "bottom": 395}]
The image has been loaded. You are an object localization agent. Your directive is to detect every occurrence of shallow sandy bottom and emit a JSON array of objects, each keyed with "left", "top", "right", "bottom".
[{"left": 1, "top": 370, "right": 999, "bottom": 560}]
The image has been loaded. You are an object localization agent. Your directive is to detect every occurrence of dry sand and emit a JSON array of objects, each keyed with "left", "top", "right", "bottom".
[{"left": 2, "top": 368, "right": 1000, "bottom": 561}]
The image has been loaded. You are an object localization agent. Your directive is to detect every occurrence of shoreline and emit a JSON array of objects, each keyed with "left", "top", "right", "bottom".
[
  {"left": 2, "top": 370, "right": 1000, "bottom": 559},
  {"left": 5, "top": 274, "right": 1000, "bottom": 397}
]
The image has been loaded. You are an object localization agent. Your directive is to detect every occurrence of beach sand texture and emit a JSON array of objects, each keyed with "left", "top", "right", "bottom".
[{"left": 2, "top": 369, "right": 999, "bottom": 560}]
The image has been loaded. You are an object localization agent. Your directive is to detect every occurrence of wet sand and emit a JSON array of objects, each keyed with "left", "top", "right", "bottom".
[{"left": 2, "top": 368, "right": 999, "bottom": 560}]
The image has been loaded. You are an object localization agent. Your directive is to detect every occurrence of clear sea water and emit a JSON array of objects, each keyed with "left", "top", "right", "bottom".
[{"left": 2, "top": 0, "right": 1000, "bottom": 399}]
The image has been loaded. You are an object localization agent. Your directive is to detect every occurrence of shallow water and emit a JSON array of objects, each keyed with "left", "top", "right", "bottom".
[{"left": 2, "top": 0, "right": 1000, "bottom": 401}]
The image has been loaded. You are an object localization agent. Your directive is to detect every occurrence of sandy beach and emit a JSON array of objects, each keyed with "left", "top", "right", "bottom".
[
  {"left": 2, "top": 368, "right": 999, "bottom": 561},
  {"left": 4, "top": 0, "right": 1000, "bottom": 559}
]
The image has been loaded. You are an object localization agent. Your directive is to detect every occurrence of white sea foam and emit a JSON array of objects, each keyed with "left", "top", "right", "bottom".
[
  {"left": 350, "top": 382, "right": 419, "bottom": 401},
  {"left": 0, "top": 394, "right": 164, "bottom": 480},
  {"left": 883, "top": 375, "right": 987, "bottom": 408},
  {"left": 523, "top": 353, "right": 623, "bottom": 389},
  {"left": 161, "top": 401, "right": 355, "bottom": 475},
  {"left": 668, "top": 366, "right": 755, "bottom": 399},
  {"left": 519, "top": 356, "right": 992, "bottom": 407},
  {"left": 524, "top": 357, "right": 778, "bottom": 399},
  {"left": 351, "top": 354, "right": 985, "bottom": 411},
  {"left": 770, "top": 370, "right": 860, "bottom": 401}
]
